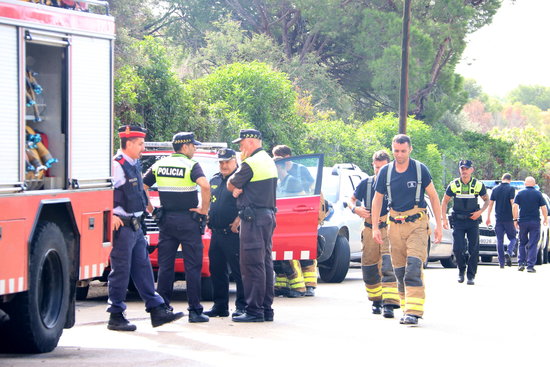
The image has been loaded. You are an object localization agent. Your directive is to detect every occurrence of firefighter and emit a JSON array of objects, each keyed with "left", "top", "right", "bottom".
[
  {"left": 349, "top": 150, "right": 399, "bottom": 318},
  {"left": 441, "top": 160, "right": 489, "bottom": 285},
  {"left": 107, "top": 125, "right": 183, "bottom": 332},
  {"left": 143, "top": 132, "right": 211, "bottom": 323},
  {"left": 204, "top": 148, "right": 246, "bottom": 318},
  {"left": 371, "top": 134, "right": 443, "bottom": 326},
  {"left": 272, "top": 145, "right": 317, "bottom": 297},
  {"left": 227, "top": 129, "right": 277, "bottom": 322}
]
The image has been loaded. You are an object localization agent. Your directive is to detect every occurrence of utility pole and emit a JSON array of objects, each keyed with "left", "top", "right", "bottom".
[{"left": 398, "top": 0, "right": 412, "bottom": 134}]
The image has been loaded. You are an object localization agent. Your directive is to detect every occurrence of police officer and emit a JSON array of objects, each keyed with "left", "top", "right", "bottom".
[
  {"left": 486, "top": 173, "right": 517, "bottom": 268},
  {"left": 442, "top": 160, "right": 489, "bottom": 285},
  {"left": 143, "top": 132, "right": 211, "bottom": 323},
  {"left": 349, "top": 150, "right": 399, "bottom": 318},
  {"left": 371, "top": 134, "right": 442, "bottom": 326},
  {"left": 513, "top": 177, "right": 548, "bottom": 272},
  {"left": 203, "top": 148, "right": 246, "bottom": 318},
  {"left": 272, "top": 145, "right": 317, "bottom": 297},
  {"left": 108, "top": 125, "right": 183, "bottom": 331},
  {"left": 227, "top": 129, "right": 277, "bottom": 322}
]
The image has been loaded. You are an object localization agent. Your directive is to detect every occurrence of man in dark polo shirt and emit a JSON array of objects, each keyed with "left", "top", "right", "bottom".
[
  {"left": 486, "top": 173, "right": 517, "bottom": 267},
  {"left": 204, "top": 148, "right": 246, "bottom": 318},
  {"left": 227, "top": 129, "right": 278, "bottom": 323},
  {"left": 513, "top": 177, "right": 548, "bottom": 272}
]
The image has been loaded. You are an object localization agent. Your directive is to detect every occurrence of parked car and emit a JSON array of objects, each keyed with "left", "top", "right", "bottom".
[
  {"left": 317, "top": 164, "right": 368, "bottom": 283},
  {"left": 477, "top": 180, "right": 549, "bottom": 265},
  {"left": 426, "top": 195, "right": 455, "bottom": 268}
]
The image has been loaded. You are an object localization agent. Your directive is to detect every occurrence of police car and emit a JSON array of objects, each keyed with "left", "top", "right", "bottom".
[{"left": 478, "top": 180, "right": 549, "bottom": 265}]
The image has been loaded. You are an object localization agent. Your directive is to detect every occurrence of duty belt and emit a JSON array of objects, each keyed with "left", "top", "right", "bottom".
[
  {"left": 364, "top": 221, "right": 388, "bottom": 229},
  {"left": 116, "top": 215, "right": 141, "bottom": 231},
  {"left": 389, "top": 211, "right": 426, "bottom": 224},
  {"left": 210, "top": 227, "right": 235, "bottom": 235}
]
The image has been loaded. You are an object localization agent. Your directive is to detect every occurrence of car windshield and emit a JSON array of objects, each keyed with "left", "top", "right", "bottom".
[{"left": 321, "top": 173, "right": 340, "bottom": 203}]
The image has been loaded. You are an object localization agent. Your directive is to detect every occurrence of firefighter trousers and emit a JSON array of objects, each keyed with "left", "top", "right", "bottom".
[
  {"left": 274, "top": 259, "right": 317, "bottom": 294},
  {"left": 361, "top": 218, "right": 399, "bottom": 308},
  {"left": 388, "top": 208, "right": 429, "bottom": 318}
]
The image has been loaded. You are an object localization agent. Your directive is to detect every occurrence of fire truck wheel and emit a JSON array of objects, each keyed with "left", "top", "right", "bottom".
[
  {"left": 318, "top": 235, "right": 350, "bottom": 283},
  {"left": 4, "top": 222, "right": 70, "bottom": 353}
]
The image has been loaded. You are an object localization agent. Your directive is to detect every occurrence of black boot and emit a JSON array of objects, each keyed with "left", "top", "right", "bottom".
[
  {"left": 458, "top": 270, "right": 465, "bottom": 283},
  {"left": 382, "top": 305, "right": 394, "bottom": 318},
  {"left": 150, "top": 303, "right": 184, "bottom": 327},
  {"left": 189, "top": 310, "right": 209, "bottom": 323},
  {"left": 108, "top": 312, "right": 136, "bottom": 331},
  {"left": 305, "top": 286, "right": 316, "bottom": 297},
  {"left": 204, "top": 307, "right": 229, "bottom": 317},
  {"left": 372, "top": 301, "right": 382, "bottom": 315}
]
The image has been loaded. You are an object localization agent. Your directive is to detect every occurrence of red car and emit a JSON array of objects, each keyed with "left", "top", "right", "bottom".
[{"left": 141, "top": 143, "right": 324, "bottom": 300}]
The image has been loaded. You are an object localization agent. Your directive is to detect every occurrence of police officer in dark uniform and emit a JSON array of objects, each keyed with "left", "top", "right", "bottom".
[
  {"left": 143, "top": 132, "right": 211, "bottom": 323},
  {"left": 227, "top": 129, "right": 278, "bottom": 323},
  {"left": 441, "top": 160, "right": 489, "bottom": 285},
  {"left": 108, "top": 125, "right": 183, "bottom": 331},
  {"left": 203, "top": 148, "right": 246, "bottom": 318}
]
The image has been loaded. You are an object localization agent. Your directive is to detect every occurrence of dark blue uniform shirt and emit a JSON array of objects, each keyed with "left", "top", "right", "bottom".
[
  {"left": 208, "top": 170, "right": 239, "bottom": 229},
  {"left": 514, "top": 187, "right": 546, "bottom": 223},
  {"left": 354, "top": 176, "right": 389, "bottom": 217},
  {"left": 490, "top": 182, "right": 515, "bottom": 222},
  {"left": 375, "top": 159, "right": 432, "bottom": 212}
]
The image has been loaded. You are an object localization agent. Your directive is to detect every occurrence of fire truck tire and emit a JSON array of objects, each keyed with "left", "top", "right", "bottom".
[
  {"left": 318, "top": 235, "right": 350, "bottom": 283},
  {"left": 201, "top": 276, "right": 213, "bottom": 301},
  {"left": 3, "top": 222, "right": 70, "bottom": 353}
]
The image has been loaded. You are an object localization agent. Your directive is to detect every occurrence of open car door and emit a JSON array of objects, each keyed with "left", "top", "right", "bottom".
[{"left": 272, "top": 154, "right": 324, "bottom": 260}]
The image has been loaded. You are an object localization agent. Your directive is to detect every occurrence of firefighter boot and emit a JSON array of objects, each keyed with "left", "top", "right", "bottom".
[
  {"left": 400, "top": 314, "right": 419, "bottom": 326},
  {"left": 382, "top": 305, "right": 394, "bottom": 319},
  {"left": 150, "top": 303, "right": 184, "bottom": 327},
  {"left": 372, "top": 300, "right": 382, "bottom": 315},
  {"left": 108, "top": 312, "right": 136, "bottom": 332},
  {"left": 305, "top": 286, "right": 316, "bottom": 297}
]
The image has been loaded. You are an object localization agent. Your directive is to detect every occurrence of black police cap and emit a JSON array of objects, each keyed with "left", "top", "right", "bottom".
[
  {"left": 172, "top": 132, "right": 202, "bottom": 146},
  {"left": 458, "top": 159, "right": 473, "bottom": 169},
  {"left": 218, "top": 148, "right": 237, "bottom": 161},
  {"left": 232, "top": 129, "right": 262, "bottom": 144}
]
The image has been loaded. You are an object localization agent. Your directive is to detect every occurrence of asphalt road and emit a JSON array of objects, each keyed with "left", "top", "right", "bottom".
[{"left": 2, "top": 261, "right": 549, "bottom": 367}]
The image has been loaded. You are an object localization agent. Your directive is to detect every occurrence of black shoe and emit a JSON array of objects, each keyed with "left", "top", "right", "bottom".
[
  {"left": 382, "top": 305, "right": 394, "bottom": 319},
  {"left": 204, "top": 308, "right": 229, "bottom": 317},
  {"left": 372, "top": 301, "right": 382, "bottom": 315},
  {"left": 458, "top": 272, "right": 465, "bottom": 283},
  {"left": 505, "top": 253, "right": 512, "bottom": 267},
  {"left": 264, "top": 310, "right": 274, "bottom": 322},
  {"left": 232, "top": 312, "right": 264, "bottom": 322},
  {"left": 108, "top": 312, "right": 137, "bottom": 331},
  {"left": 287, "top": 289, "right": 305, "bottom": 298},
  {"left": 518, "top": 265, "right": 525, "bottom": 271},
  {"left": 231, "top": 308, "right": 246, "bottom": 317},
  {"left": 467, "top": 278, "right": 475, "bottom": 285},
  {"left": 399, "top": 314, "right": 419, "bottom": 326},
  {"left": 150, "top": 303, "right": 184, "bottom": 327},
  {"left": 274, "top": 288, "right": 289, "bottom": 297},
  {"left": 305, "top": 286, "right": 316, "bottom": 297},
  {"left": 189, "top": 310, "right": 209, "bottom": 323},
  {"left": 499, "top": 265, "right": 505, "bottom": 269},
  {"left": 527, "top": 267, "right": 536, "bottom": 273}
]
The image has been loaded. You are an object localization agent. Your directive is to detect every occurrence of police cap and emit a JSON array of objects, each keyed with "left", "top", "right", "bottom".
[
  {"left": 118, "top": 125, "right": 147, "bottom": 138},
  {"left": 232, "top": 129, "right": 262, "bottom": 144},
  {"left": 218, "top": 148, "right": 236, "bottom": 161},
  {"left": 172, "top": 132, "right": 202, "bottom": 146},
  {"left": 458, "top": 159, "right": 473, "bottom": 169}
]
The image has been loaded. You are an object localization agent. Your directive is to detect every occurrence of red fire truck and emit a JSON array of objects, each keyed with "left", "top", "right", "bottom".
[{"left": 0, "top": 0, "right": 115, "bottom": 353}]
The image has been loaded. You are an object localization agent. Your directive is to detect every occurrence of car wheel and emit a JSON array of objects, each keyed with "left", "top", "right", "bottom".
[
  {"left": 318, "top": 235, "right": 350, "bottom": 283},
  {"left": 1, "top": 222, "right": 70, "bottom": 353},
  {"left": 480, "top": 255, "right": 493, "bottom": 263},
  {"left": 440, "top": 255, "right": 457, "bottom": 268},
  {"left": 75, "top": 284, "right": 90, "bottom": 301},
  {"left": 201, "top": 276, "right": 213, "bottom": 301}
]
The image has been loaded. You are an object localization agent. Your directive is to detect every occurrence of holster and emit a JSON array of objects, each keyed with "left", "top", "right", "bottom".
[
  {"left": 191, "top": 212, "right": 207, "bottom": 235},
  {"left": 238, "top": 207, "right": 256, "bottom": 222},
  {"left": 152, "top": 207, "right": 164, "bottom": 223}
]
